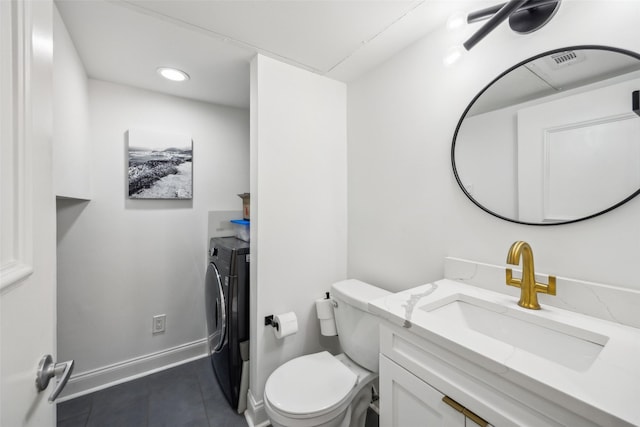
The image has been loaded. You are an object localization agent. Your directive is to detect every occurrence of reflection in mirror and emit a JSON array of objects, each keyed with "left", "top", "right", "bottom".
[{"left": 453, "top": 46, "right": 640, "bottom": 225}]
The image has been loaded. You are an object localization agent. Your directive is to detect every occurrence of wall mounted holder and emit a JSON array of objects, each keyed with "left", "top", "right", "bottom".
[
  {"left": 264, "top": 315, "right": 279, "bottom": 331},
  {"left": 633, "top": 90, "right": 640, "bottom": 117}
]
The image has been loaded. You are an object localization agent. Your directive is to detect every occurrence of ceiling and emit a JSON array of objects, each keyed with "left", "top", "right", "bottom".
[
  {"left": 55, "top": 0, "right": 474, "bottom": 108},
  {"left": 469, "top": 48, "right": 640, "bottom": 115}
]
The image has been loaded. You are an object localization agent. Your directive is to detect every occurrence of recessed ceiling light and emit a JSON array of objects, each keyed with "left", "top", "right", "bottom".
[{"left": 157, "top": 67, "right": 190, "bottom": 82}]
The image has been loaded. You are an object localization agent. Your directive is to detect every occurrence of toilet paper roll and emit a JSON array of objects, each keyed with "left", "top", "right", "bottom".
[
  {"left": 315, "top": 298, "right": 338, "bottom": 336},
  {"left": 319, "top": 318, "right": 338, "bottom": 336},
  {"left": 273, "top": 312, "right": 298, "bottom": 339},
  {"left": 315, "top": 298, "right": 335, "bottom": 320}
]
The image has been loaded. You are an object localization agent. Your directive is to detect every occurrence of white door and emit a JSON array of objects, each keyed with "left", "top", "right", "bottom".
[
  {"left": 379, "top": 355, "right": 465, "bottom": 427},
  {"left": 517, "top": 75, "right": 640, "bottom": 223},
  {"left": 1, "top": 0, "right": 66, "bottom": 425}
]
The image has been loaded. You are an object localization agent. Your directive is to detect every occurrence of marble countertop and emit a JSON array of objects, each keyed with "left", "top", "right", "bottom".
[{"left": 369, "top": 279, "right": 640, "bottom": 426}]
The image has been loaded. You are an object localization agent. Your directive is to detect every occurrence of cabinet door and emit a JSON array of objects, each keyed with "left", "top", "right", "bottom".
[{"left": 380, "top": 355, "right": 465, "bottom": 427}]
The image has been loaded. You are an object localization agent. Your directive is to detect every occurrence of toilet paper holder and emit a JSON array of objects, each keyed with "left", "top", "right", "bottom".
[
  {"left": 323, "top": 291, "right": 339, "bottom": 308},
  {"left": 264, "top": 315, "right": 279, "bottom": 331}
]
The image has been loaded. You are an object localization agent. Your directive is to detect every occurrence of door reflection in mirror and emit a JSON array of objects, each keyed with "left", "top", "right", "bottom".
[{"left": 453, "top": 46, "right": 640, "bottom": 225}]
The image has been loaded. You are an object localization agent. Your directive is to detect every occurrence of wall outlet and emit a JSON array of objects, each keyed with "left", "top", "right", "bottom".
[{"left": 152, "top": 314, "right": 166, "bottom": 334}]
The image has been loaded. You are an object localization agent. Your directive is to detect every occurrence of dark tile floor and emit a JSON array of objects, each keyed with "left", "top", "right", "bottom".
[{"left": 57, "top": 357, "right": 248, "bottom": 427}]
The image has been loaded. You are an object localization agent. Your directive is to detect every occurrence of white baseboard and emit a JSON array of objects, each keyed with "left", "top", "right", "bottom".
[
  {"left": 245, "top": 389, "right": 270, "bottom": 427},
  {"left": 57, "top": 338, "right": 208, "bottom": 402}
]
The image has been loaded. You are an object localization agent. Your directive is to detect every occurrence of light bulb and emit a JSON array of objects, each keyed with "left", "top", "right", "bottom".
[
  {"left": 443, "top": 45, "right": 464, "bottom": 66},
  {"left": 447, "top": 11, "right": 467, "bottom": 30}
]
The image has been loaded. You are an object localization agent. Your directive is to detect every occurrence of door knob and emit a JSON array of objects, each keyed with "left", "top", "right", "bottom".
[{"left": 35, "top": 354, "right": 74, "bottom": 402}]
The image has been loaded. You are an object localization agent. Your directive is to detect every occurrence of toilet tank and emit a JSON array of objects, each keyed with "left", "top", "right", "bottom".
[{"left": 331, "top": 279, "right": 390, "bottom": 373}]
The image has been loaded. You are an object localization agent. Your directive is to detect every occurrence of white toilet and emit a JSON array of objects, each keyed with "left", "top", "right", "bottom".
[{"left": 264, "top": 279, "right": 390, "bottom": 427}]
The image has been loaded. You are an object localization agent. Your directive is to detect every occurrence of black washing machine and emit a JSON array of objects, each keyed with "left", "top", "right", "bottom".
[{"left": 205, "top": 237, "right": 250, "bottom": 412}]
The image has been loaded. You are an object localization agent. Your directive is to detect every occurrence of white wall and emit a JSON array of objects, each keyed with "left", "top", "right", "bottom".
[
  {"left": 53, "top": 5, "right": 90, "bottom": 199},
  {"left": 348, "top": 0, "right": 640, "bottom": 291},
  {"left": 57, "top": 79, "right": 249, "bottom": 394},
  {"left": 248, "top": 55, "right": 346, "bottom": 419}
]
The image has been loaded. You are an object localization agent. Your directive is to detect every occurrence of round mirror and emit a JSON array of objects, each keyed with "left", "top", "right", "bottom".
[{"left": 452, "top": 46, "right": 640, "bottom": 225}]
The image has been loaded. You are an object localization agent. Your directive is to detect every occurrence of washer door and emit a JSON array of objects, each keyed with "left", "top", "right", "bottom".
[{"left": 205, "top": 262, "right": 226, "bottom": 353}]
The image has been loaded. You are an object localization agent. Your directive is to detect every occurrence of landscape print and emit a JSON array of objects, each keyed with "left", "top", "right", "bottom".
[{"left": 128, "top": 129, "right": 193, "bottom": 199}]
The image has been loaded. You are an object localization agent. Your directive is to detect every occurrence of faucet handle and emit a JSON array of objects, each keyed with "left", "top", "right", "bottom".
[
  {"left": 505, "top": 268, "right": 521, "bottom": 288},
  {"left": 536, "top": 275, "right": 556, "bottom": 296},
  {"left": 506, "top": 269, "right": 556, "bottom": 294},
  {"left": 506, "top": 268, "right": 557, "bottom": 309}
]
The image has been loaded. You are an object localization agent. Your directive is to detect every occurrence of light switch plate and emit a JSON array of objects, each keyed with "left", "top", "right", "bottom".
[{"left": 152, "top": 314, "right": 166, "bottom": 334}]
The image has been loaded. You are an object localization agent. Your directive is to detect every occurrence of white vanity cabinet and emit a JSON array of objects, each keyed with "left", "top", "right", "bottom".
[{"left": 378, "top": 322, "right": 605, "bottom": 427}]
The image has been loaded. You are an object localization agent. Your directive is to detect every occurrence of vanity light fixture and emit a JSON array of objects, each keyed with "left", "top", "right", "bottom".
[
  {"left": 463, "top": 0, "right": 561, "bottom": 51},
  {"left": 157, "top": 67, "right": 190, "bottom": 82}
]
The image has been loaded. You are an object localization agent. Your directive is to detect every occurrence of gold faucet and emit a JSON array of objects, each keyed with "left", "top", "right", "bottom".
[{"left": 506, "top": 241, "right": 556, "bottom": 310}]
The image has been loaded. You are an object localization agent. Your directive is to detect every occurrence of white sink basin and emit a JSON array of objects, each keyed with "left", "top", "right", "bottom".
[{"left": 420, "top": 294, "right": 609, "bottom": 371}]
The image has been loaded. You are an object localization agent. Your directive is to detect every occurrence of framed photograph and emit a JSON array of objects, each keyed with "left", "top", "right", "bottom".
[{"left": 127, "top": 129, "right": 193, "bottom": 199}]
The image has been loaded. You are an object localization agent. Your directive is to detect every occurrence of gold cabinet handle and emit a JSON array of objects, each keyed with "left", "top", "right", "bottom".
[
  {"left": 463, "top": 408, "right": 489, "bottom": 427},
  {"left": 442, "top": 395, "right": 464, "bottom": 413},
  {"left": 442, "top": 396, "right": 489, "bottom": 427}
]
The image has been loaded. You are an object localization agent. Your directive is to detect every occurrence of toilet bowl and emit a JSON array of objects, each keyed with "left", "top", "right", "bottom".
[
  {"left": 264, "top": 352, "right": 375, "bottom": 427},
  {"left": 264, "top": 280, "right": 390, "bottom": 427}
]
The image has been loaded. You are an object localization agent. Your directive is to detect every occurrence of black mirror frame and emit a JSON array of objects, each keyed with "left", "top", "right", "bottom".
[{"left": 451, "top": 45, "right": 640, "bottom": 226}]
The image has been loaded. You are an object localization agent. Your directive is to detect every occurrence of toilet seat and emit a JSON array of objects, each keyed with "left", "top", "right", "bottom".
[{"left": 264, "top": 351, "right": 357, "bottom": 419}]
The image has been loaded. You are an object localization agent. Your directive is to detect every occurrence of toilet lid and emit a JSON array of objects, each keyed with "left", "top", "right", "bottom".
[{"left": 265, "top": 351, "right": 357, "bottom": 417}]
